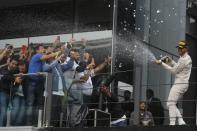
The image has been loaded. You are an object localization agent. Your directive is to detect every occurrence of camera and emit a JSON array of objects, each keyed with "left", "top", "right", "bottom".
[
  {"left": 5, "top": 44, "right": 13, "bottom": 50},
  {"left": 8, "top": 45, "right": 13, "bottom": 49}
]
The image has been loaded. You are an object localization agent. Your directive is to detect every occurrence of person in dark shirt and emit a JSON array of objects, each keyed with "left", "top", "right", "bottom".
[
  {"left": 121, "top": 90, "right": 134, "bottom": 125},
  {"left": 0, "top": 56, "right": 19, "bottom": 126},
  {"left": 87, "top": 75, "right": 126, "bottom": 127},
  {"left": 100, "top": 85, "right": 126, "bottom": 127},
  {"left": 11, "top": 61, "right": 29, "bottom": 126},
  {"left": 146, "top": 89, "right": 164, "bottom": 125}
]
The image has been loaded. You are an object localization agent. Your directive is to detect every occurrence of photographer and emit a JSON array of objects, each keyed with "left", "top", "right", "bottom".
[
  {"left": 11, "top": 61, "right": 29, "bottom": 126},
  {"left": 89, "top": 75, "right": 126, "bottom": 127},
  {"left": 0, "top": 56, "right": 19, "bottom": 126},
  {"left": 99, "top": 85, "right": 126, "bottom": 127}
]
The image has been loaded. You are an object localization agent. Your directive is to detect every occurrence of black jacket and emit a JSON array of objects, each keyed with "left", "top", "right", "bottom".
[
  {"left": 0, "top": 66, "right": 18, "bottom": 94},
  {"left": 106, "top": 93, "right": 124, "bottom": 121},
  {"left": 147, "top": 97, "right": 164, "bottom": 125},
  {"left": 91, "top": 90, "right": 124, "bottom": 121},
  {"left": 13, "top": 75, "right": 29, "bottom": 99}
]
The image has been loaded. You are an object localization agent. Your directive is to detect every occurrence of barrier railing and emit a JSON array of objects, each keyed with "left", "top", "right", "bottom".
[{"left": 0, "top": 66, "right": 197, "bottom": 127}]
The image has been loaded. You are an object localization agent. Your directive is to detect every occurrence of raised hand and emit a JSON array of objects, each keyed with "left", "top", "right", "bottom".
[{"left": 155, "top": 59, "right": 162, "bottom": 64}]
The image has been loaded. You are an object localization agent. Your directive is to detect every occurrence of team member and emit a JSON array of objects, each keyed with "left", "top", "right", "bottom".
[{"left": 155, "top": 41, "right": 192, "bottom": 125}]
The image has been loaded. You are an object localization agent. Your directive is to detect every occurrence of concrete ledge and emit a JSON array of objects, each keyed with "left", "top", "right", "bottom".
[{"left": 0, "top": 126, "right": 38, "bottom": 131}]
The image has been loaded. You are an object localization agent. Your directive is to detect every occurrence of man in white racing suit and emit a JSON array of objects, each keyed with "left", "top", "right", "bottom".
[{"left": 155, "top": 41, "right": 192, "bottom": 125}]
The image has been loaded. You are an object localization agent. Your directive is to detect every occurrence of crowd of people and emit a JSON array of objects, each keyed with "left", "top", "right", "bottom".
[
  {"left": 0, "top": 36, "right": 166, "bottom": 127},
  {"left": 0, "top": 37, "right": 113, "bottom": 127}
]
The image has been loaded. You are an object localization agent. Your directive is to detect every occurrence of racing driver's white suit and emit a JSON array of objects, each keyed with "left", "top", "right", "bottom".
[{"left": 161, "top": 52, "right": 192, "bottom": 125}]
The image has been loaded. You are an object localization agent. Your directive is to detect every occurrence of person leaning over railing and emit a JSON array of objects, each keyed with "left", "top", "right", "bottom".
[
  {"left": 26, "top": 44, "right": 61, "bottom": 125},
  {"left": 42, "top": 52, "right": 74, "bottom": 127},
  {"left": 89, "top": 55, "right": 111, "bottom": 109},
  {"left": 0, "top": 56, "right": 19, "bottom": 127},
  {"left": 11, "top": 61, "right": 29, "bottom": 126},
  {"left": 82, "top": 52, "right": 111, "bottom": 108},
  {"left": 63, "top": 48, "right": 88, "bottom": 127}
]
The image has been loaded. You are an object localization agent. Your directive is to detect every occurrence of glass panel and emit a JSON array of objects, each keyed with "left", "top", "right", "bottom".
[
  {"left": 28, "top": 34, "right": 74, "bottom": 127},
  {"left": 0, "top": 1, "right": 74, "bottom": 39},
  {"left": 76, "top": 0, "right": 113, "bottom": 32},
  {"left": 112, "top": 0, "right": 188, "bottom": 127},
  {"left": 68, "top": 0, "right": 113, "bottom": 127},
  {"left": 0, "top": 0, "right": 196, "bottom": 128}
]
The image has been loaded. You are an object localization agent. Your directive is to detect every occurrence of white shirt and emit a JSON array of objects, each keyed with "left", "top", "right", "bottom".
[
  {"left": 161, "top": 53, "right": 192, "bottom": 83},
  {"left": 75, "top": 70, "right": 93, "bottom": 96},
  {"left": 64, "top": 59, "right": 93, "bottom": 98}
]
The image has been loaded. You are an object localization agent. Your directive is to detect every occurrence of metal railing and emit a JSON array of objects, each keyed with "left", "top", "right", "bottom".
[{"left": 0, "top": 66, "right": 197, "bottom": 127}]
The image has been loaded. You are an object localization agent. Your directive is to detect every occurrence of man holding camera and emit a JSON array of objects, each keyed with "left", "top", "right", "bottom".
[
  {"left": 155, "top": 41, "right": 192, "bottom": 125},
  {"left": 0, "top": 56, "right": 19, "bottom": 126},
  {"left": 11, "top": 61, "right": 29, "bottom": 126}
]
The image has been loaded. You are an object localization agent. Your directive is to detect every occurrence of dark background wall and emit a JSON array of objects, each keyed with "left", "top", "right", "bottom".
[
  {"left": 184, "top": 3, "right": 197, "bottom": 124},
  {"left": 113, "top": 0, "right": 136, "bottom": 85},
  {"left": 0, "top": 0, "right": 113, "bottom": 40}
]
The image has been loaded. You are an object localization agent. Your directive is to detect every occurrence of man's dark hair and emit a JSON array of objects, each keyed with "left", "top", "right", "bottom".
[
  {"left": 146, "top": 89, "right": 154, "bottom": 97},
  {"left": 10, "top": 55, "right": 19, "bottom": 62},
  {"left": 18, "top": 60, "right": 26, "bottom": 66},
  {"left": 35, "top": 44, "right": 44, "bottom": 51},
  {"left": 68, "top": 48, "right": 79, "bottom": 57},
  {"left": 70, "top": 48, "right": 79, "bottom": 53}
]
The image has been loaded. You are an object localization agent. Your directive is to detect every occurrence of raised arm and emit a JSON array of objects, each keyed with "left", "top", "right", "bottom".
[
  {"left": 43, "top": 60, "right": 59, "bottom": 72},
  {"left": 40, "top": 51, "right": 61, "bottom": 61},
  {"left": 61, "top": 59, "right": 74, "bottom": 72},
  {"left": 161, "top": 59, "right": 186, "bottom": 74}
]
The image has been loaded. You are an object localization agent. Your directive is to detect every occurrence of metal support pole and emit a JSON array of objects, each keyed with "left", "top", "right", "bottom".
[
  {"left": 59, "top": 112, "right": 64, "bottom": 127},
  {"left": 111, "top": 0, "right": 118, "bottom": 74},
  {"left": 37, "top": 109, "right": 43, "bottom": 127},
  {"left": 196, "top": 100, "right": 197, "bottom": 125},
  {"left": 94, "top": 110, "right": 97, "bottom": 127},
  {"left": 110, "top": 0, "right": 118, "bottom": 94},
  {"left": 133, "top": 66, "right": 142, "bottom": 125},
  {"left": 42, "top": 73, "right": 53, "bottom": 127},
  {"left": 6, "top": 109, "right": 11, "bottom": 127}
]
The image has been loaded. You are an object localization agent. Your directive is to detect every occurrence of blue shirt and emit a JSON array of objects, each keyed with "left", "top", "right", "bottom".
[{"left": 28, "top": 53, "right": 43, "bottom": 81}]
